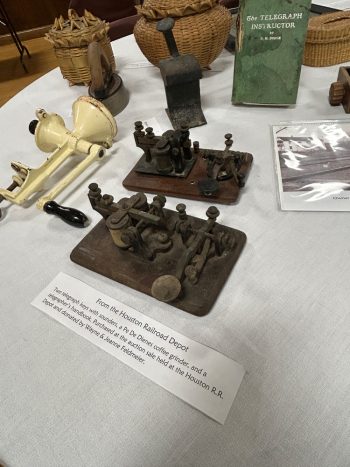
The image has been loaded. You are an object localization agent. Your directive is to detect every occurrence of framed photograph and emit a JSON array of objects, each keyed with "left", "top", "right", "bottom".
[{"left": 272, "top": 120, "right": 350, "bottom": 210}]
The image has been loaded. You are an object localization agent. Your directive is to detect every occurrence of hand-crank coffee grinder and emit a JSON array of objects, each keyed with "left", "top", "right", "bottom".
[
  {"left": 0, "top": 96, "right": 117, "bottom": 226},
  {"left": 157, "top": 17, "right": 206, "bottom": 130}
]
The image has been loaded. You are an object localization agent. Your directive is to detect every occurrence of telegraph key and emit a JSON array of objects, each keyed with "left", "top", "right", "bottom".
[
  {"left": 70, "top": 185, "right": 247, "bottom": 315},
  {"left": 123, "top": 122, "right": 253, "bottom": 204}
]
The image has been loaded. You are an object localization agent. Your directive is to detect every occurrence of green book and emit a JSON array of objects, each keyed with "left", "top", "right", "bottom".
[{"left": 232, "top": 0, "right": 311, "bottom": 106}]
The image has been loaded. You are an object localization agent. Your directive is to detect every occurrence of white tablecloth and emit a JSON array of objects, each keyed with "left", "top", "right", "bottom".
[{"left": 0, "top": 35, "right": 349, "bottom": 467}]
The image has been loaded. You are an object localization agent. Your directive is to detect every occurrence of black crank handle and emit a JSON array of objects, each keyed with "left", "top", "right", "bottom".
[{"left": 43, "top": 201, "right": 89, "bottom": 228}]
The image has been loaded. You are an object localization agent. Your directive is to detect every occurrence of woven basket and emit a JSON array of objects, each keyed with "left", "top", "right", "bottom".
[
  {"left": 46, "top": 9, "right": 116, "bottom": 85},
  {"left": 303, "top": 11, "right": 350, "bottom": 67},
  {"left": 134, "top": 0, "right": 232, "bottom": 68}
]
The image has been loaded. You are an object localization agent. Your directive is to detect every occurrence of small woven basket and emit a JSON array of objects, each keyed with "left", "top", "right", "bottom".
[
  {"left": 134, "top": 0, "right": 232, "bottom": 68},
  {"left": 303, "top": 11, "right": 350, "bottom": 67},
  {"left": 46, "top": 9, "right": 116, "bottom": 85}
]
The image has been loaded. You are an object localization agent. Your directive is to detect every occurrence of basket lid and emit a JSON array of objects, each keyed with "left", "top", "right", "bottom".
[
  {"left": 136, "top": 0, "right": 218, "bottom": 20},
  {"left": 306, "top": 11, "right": 350, "bottom": 44},
  {"left": 46, "top": 9, "right": 109, "bottom": 48}
]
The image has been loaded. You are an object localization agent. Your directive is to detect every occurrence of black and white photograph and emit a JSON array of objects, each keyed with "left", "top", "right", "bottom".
[{"left": 273, "top": 121, "right": 350, "bottom": 210}]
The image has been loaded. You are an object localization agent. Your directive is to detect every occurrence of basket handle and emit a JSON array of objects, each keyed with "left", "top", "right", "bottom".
[
  {"left": 323, "top": 14, "right": 350, "bottom": 25},
  {"left": 136, "top": 0, "right": 218, "bottom": 19}
]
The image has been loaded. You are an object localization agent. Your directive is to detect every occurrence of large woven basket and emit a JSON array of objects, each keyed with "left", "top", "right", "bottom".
[
  {"left": 46, "top": 9, "right": 116, "bottom": 85},
  {"left": 303, "top": 11, "right": 350, "bottom": 67},
  {"left": 134, "top": 0, "right": 232, "bottom": 68}
]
